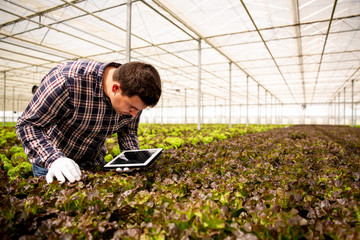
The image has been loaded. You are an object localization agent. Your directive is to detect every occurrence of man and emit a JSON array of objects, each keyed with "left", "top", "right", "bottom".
[{"left": 16, "top": 60, "right": 162, "bottom": 184}]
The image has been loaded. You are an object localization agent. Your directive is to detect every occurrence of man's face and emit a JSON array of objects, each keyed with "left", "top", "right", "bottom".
[{"left": 110, "top": 83, "right": 148, "bottom": 117}]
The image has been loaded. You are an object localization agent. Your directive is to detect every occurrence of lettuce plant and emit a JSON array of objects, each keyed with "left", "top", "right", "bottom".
[{"left": 1, "top": 124, "right": 358, "bottom": 239}]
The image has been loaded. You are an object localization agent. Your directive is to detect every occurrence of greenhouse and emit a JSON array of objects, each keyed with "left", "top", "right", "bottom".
[
  {"left": 1, "top": 0, "right": 359, "bottom": 126},
  {"left": 0, "top": 0, "right": 360, "bottom": 239}
]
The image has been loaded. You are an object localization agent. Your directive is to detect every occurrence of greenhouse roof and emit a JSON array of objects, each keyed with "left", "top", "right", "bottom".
[{"left": 1, "top": 0, "right": 359, "bottom": 109}]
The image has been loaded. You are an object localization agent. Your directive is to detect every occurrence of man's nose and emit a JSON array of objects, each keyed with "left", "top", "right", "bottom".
[{"left": 129, "top": 109, "right": 138, "bottom": 117}]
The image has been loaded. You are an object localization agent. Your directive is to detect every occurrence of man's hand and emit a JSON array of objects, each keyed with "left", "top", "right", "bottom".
[{"left": 46, "top": 157, "right": 82, "bottom": 184}]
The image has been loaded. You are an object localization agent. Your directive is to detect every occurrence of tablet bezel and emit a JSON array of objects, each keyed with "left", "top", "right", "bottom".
[{"left": 103, "top": 148, "right": 163, "bottom": 169}]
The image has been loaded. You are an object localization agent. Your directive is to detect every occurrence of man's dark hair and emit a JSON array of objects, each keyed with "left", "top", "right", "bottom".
[{"left": 113, "top": 62, "right": 162, "bottom": 107}]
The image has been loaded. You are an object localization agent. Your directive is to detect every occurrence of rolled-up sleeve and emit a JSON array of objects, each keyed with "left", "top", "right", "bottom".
[{"left": 16, "top": 70, "right": 71, "bottom": 168}]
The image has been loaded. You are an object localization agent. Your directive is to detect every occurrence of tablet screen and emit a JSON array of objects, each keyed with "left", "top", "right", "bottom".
[
  {"left": 112, "top": 150, "right": 152, "bottom": 164},
  {"left": 104, "top": 148, "right": 163, "bottom": 169}
]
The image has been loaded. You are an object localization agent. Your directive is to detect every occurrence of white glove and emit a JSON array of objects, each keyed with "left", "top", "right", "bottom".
[{"left": 46, "top": 157, "right": 82, "bottom": 184}]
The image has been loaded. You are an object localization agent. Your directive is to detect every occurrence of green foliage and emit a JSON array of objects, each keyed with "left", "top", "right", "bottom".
[
  {"left": 134, "top": 123, "right": 286, "bottom": 150},
  {"left": 104, "top": 154, "right": 113, "bottom": 163},
  {"left": 0, "top": 127, "right": 32, "bottom": 180},
  {"left": 105, "top": 138, "right": 115, "bottom": 144},
  {"left": 0, "top": 139, "right": 6, "bottom": 148},
  {"left": 155, "top": 143, "right": 166, "bottom": 149},
  {"left": 165, "top": 137, "right": 185, "bottom": 149},
  {"left": 7, "top": 161, "right": 32, "bottom": 180},
  {"left": 188, "top": 137, "right": 200, "bottom": 145},
  {"left": 10, "top": 152, "right": 28, "bottom": 166},
  {"left": 0, "top": 154, "right": 12, "bottom": 171},
  {"left": 1, "top": 127, "right": 20, "bottom": 150},
  {"left": 108, "top": 145, "right": 121, "bottom": 157},
  {"left": 4, "top": 124, "right": 359, "bottom": 239},
  {"left": 4, "top": 131, "right": 17, "bottom": 141},
  {"left": 1, "top": 151, "right": 31, "bottom": 181},
  {"left": 0, "top": 122, "right": 17, "bottom": 127},
  {"left": 210, "top": 132, "right": 227, "bottom": 141},
  {"left": 9, "top": 146, "right": 24, "bottom": 155},
  {"left": 202, "top": 136, "right": 214, "bottom": 144}
]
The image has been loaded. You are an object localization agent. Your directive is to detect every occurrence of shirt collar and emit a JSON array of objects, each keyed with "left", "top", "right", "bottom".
[{"left": 95, "top": 62, "right": 121, "bottom": 103}]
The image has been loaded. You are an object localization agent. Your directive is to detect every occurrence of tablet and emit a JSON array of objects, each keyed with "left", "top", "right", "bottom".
[{"left": 104, "top": 148, "right": 163, "bottom": 169}]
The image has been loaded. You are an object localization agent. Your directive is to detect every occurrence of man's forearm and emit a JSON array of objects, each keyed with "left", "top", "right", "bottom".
[{"left": 16, "top": 122, "right": 65, "bottom": 168}]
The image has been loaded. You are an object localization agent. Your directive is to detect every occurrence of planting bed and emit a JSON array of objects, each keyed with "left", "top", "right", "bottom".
[{"left": 0, "top": 125, "right": 359, "bottom": 239}]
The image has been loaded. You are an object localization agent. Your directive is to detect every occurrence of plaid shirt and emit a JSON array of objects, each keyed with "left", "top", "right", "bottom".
[{"left": 16, "top": 60, "right": 141, "bottom": 169}]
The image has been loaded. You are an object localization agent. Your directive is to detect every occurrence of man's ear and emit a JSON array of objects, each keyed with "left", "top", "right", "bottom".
[{"left": 112, "top": 83, "right": 121, "bottom": 93}]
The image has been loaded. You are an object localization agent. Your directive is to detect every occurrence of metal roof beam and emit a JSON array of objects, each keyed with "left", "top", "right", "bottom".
[
  {"left": 3, "top": 0, "right": 129, "bottom": 51},
  {"left": 150, "top": 0, "right": 282, "bottom": 104},
  {"left": 0, "top": 8, "right": 115, "bottom": 52},
  {"left": 240, "top": 0, "right": 296, "bottom": 104},
  {"left": 328, "top": 67, "right": 360, "bottom": 102},
  {"left": 2, "top": 1, "right": 212, "bottom": 89},
  {"left": 0, "top": 0, "right": 86, "bottom": 28},
  {"left": 310, "top": 0, "right": 338, "bottom": 103},
  {"left": 293, "top": 0, "right": 306, "bottom": 105},
  {"left": 60, "top": 0, "right": 226, "bottom": 85}
]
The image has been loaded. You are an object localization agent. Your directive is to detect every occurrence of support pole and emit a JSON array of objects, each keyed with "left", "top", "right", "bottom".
[
  {"left": 265, "top": 90, "right": 267, "bottom": 126},
  {"left": 202, "top": 93, "right": 204, "bottom": 124},
  {"left": 338, "top": 92, "right": 340, "bottom": 125},
  {"left": 239, "top": 104, "right": 241, "bottom": 124},
  {"left": 167, "top": 98, "right": 169, "bottom": 123},
  {"left": 197, "top": 39, "right": 202, "bottom": 130},
  {"left": 333, "top": 99, "right": 336, "bottom": 125},
  {"left": 3, "top": 72, "right": 5, "bottom": 127},
  {"left": 246, "top": 75, "right": 249, "bottom": 127},
  {"left": 281, "top": 103, "right": 283, "bottom": 125},
  {"left": 257, "top": 84, "right": 260, "bottom": 125},
  {"left": 272, "top": 98, "right": 275, "bottom": 124},
  {"left": 278, "top": 99, "right": 280, "bottom": 124},
  {"left": 343, "top": 87, "right": 346, "bottom": 125},
  {"left": 275, "top": 98, "right": 278, "bottom": 124},
  {"left": 327, "top": 102, "right": 331, "bottom": 125},
  {"left": 17, "top": 95, "right": 20, "bottom": 116},
  {"left": 356, "top": 103, "right": 358, "bottom": 126},
  {"left": 224, "top": 100, "right": 226, "bottom": 124},
  {"left": 126, "top": 0, "right": 132, "bottom": 63},
  {"left": 334, "top": 96, "right": 337, "bottom": 125},
  {"left": 214, "top": 96, "right": 217, "bottom": 123},
  {"left": 270, "top": 95, "right": 273, "bottom": 124},
  {"left": 184, "top": 88, "right": 187, "bottom": 124},
  {"left": 12, "top": 86, "right": 15, "bottom": 125},
  {"left": 351, "top": 79, "right": 354, "bottom": 127},
  {"left": 161, "top": 92, "right": 163, "bottom": 126},
  {"left": 229, "top": 62, "right": 232, "bottom": 128}
]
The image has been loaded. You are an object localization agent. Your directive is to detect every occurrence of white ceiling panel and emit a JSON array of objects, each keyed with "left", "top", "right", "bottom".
[{"left": 0, "top": 0, "right": 359, "bottom": 111}]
